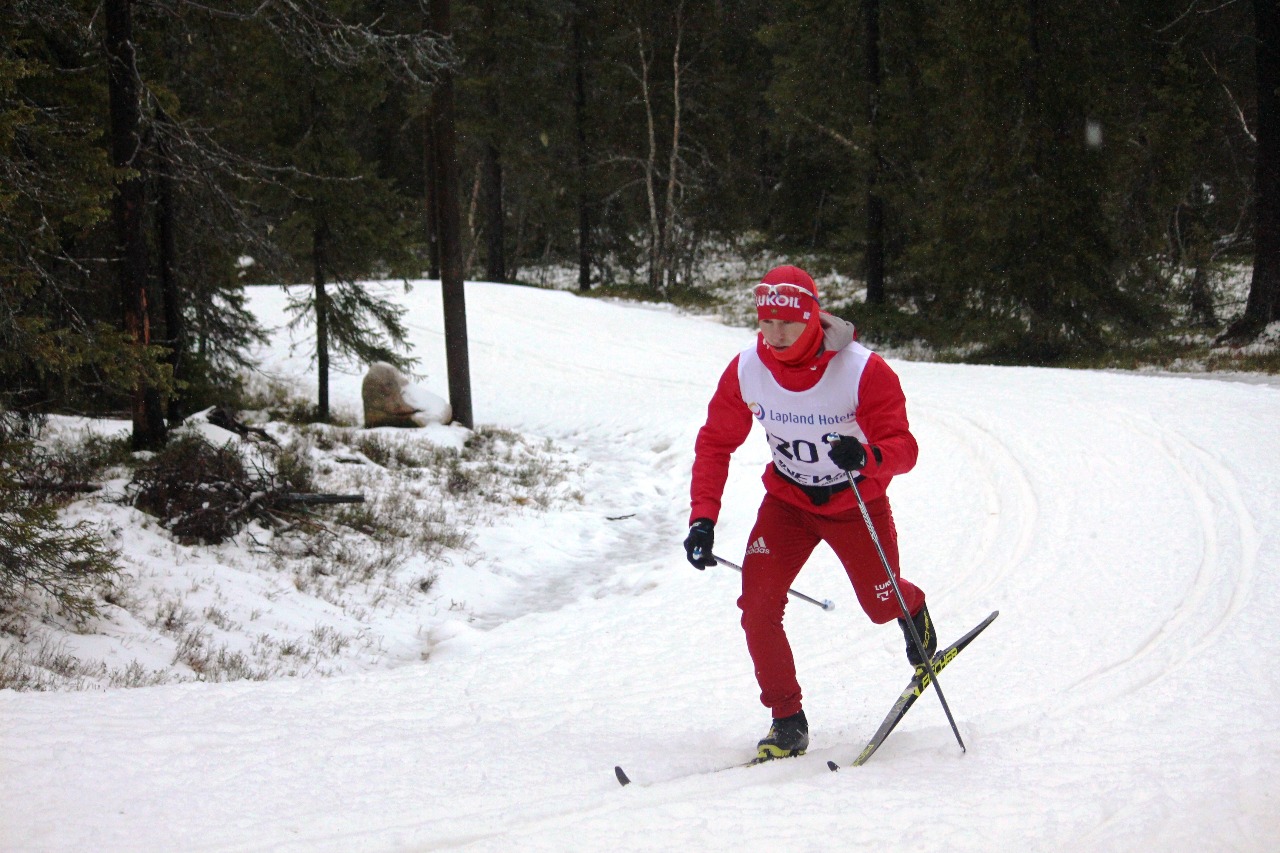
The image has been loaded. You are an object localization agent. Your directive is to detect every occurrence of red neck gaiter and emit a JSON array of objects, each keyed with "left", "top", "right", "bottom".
[
  {"left": 771, "top": 317, "right": 822, "bottom": 366},
  {"left": 757, "top": 315, "right": 835, "bottom": 391}
]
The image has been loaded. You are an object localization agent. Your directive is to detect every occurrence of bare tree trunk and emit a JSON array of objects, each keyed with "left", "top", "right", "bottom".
[
  {"left": 663, "top": 9, "right": 684, "bottom": 291},
  {"left": 1022, "top": 0, "right": 1055, "bottom": 343},
  {"left": 1189, "top": 266, "right": 1217, "bottom": 328},
  {"left": 423, "top": 116, "right": 440, "bottom": 280},
  {"left": 157, "top": 147, "right": 184, "bottom": 424},
  {"left": 1226, "top": 0, "right": 1280, "bottom": 340},
  {"left": 105, "top": 0, "right": 166, "bottom": 450},
  {"left": 477, "top": 0, "right": 506, "bottom": 285},
  {"left": 638, "top": 27, "right": 663, "bottom": 293},
  {"left": 1175, "top": 186, "right": 1218, "bottom": 329},
  {"left": 465, "top": 162, "right": 482, "bottom": 275},
  {"left": 154, "top": 107, "right": 185, "bottom": 425},
  {"left": 483, "top": 141, "right": 506, "bottom": 283},
  {"left": 863, "top": 0, "right": 886, "bottom": 305},
  {"left": 637, "top": 7, "right": 685, "bottom": 296},
  {"left": 571, "top": 3, "right": 593, "bottom": 292},
  {"left": 431, "top": 0, "right": 473, "bottom": 428},
  {"left": 313, "top": 222, "right": 331, "bottom": 422}
]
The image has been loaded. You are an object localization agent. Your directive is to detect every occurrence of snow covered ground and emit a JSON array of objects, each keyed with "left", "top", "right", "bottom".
[{"left": 3, "top": 279, "right": 1279, "bottom": 851}]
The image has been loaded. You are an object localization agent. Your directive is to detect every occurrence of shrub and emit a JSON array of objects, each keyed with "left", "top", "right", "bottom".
[
  {"left": 129, "top": 434, "right": 258, "bottom": 543},
  {"left": 0, "top": 413, "right": 122, "bottom": 622},
  {"left": 127, "top": 432, "right": 309, "bottom": 544}
]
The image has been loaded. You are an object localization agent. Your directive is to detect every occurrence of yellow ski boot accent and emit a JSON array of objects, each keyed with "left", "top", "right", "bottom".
[
  {"left": 754, "top": 743, "right": 806, "bottom": 762},
  {"left": 753, "top": 710, "right": 809, "bottom": 762}
]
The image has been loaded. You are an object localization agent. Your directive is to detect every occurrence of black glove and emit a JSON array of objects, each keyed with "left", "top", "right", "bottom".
[
  {"left": 827, "top": 435, "right": 868, "bottom": 471},
  {"left": 683, "top": 518, "right": 717, "bottom": 569}
]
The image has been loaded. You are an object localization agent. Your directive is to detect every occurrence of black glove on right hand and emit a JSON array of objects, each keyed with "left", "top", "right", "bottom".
[
  {"left": 827, "top": 435, "right": 869, "bottom": 471},
  {"left": 683, "top": 518, "right": 717, "bottom": 569}
]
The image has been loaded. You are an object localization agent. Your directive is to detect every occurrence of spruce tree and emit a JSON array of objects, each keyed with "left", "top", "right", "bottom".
[
  {"left": 267, "top": 60, "right": 420, "bottom": 421},
  {"left": 1, "top": 2, "right": 168, "bottom": 416}
]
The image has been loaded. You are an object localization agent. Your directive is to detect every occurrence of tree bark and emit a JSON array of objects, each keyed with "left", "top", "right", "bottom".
[
  {"left": 482, "top": 141, "right": 506, "bottom": 283},
  {"left": 431, "top": 0, "right": 474, "bottom": 428},
  {"left": 1226, "top": 0, "right": 1280, "bottom": 340},
  {"left": 423, "top": 116, "right": 441, "bottom": 280},
  {"left": 572, "top": 3, "right": 593, "bottom": 292},
  {"left": 155, "top": 108, "right": 185, "bottom": 424},
  {"left": 313, "top": 222, "right": 331, "bottom": 422},
  {"left": 638, "top": 28, "right": 663, "bottom": 292},
  {"left": 638, "top": 9, "right": 684, "bottom": 295},
  {"left": 663, "top": 10, "right": 684, "bottom": 291},
  {"left": 105, "top": 0, "right": 166, "bottom": 450},
  {"left": 1189, "top": 266, "right": 1217, "bottom": 328},
  {"left": 863, "top": 0, "right": 885, "bottom": 305}
]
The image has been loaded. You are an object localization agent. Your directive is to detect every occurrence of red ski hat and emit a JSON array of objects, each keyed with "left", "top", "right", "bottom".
[{"left": 754, "top": 265, "right": 819, "bottom": 323}]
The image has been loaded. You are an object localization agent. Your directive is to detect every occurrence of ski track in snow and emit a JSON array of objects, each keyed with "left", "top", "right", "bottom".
[
  {"left": 1057, "top": 412, "right": 1258, "bottom": 703},
  {"left": 3, "top": 281, "right": 1279, "bottom": 852},
  {"left": 911, "top": 407, "right": 1038, "bottom": 601}
]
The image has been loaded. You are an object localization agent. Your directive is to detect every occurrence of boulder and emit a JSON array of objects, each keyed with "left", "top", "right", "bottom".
[{"left": 361, "top": 362, "right": 452, "bottom": 428}]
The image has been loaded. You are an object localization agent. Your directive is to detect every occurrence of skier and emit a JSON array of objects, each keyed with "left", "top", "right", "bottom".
[{"left": 683, "top": 265, "right": 934, "bottom": 762}]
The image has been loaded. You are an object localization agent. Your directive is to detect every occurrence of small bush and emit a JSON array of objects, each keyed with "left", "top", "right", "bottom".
[
  {"left": 127, "top": 433, "right": 316, "bottom": 544},
  {"left": 272, "top": 440, "right": 318, "bottom": 494},
  {"left": 347, "top": 432, "right": 449, "bottom": 469},
  {"left": 0, "top": 415, "right": 122, "bottom": 622},
  {"left": 0, "top": 640, "right": 98, "bottom": 691},
  {"left": 3, "top": 409, "right": 587, "bottom": 690},
  {"left": 24, "top": 432, "right": 133, "bottom": 500},
  {"left": 129, "top": 435, "right": 257, "bottom": 543}
]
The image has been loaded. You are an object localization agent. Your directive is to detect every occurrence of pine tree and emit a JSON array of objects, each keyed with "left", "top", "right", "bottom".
[
  {"left": 0, "top": 2, "right": 169, "bottom": 417},
  {"left": 268, "top": 61, "right": 420, "bottom": 421},
  {"left": 144, "top": 0, "right": 450, "bottom": 422},
  {"left": 900, "top": 1, "right": 1167, "bottom": 358},
  {"left": 107, "top": 0, "right": 169, "bottom": 449}
]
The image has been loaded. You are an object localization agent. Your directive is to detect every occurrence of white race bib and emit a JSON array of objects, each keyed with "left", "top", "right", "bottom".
[{"left": 738, "top": 343, "right": 873, "bottom": 486}]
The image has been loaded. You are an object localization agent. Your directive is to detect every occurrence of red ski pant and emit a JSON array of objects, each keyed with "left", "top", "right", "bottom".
[{"left": 738, "top": 493, "right": 925, "bottom": 719}]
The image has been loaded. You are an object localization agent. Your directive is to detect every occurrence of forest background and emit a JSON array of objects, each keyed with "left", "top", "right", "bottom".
[
  {"left": 2, "top": 0, "right": 1280, "bottom": 687},
  {"left": 2, "top": 0, "right": 1278, "bottom": 444}
]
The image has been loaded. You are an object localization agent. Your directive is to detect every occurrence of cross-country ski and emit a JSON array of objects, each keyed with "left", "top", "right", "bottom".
[{"left": 830, "top": 611, "right": 999, "bottom": 771}]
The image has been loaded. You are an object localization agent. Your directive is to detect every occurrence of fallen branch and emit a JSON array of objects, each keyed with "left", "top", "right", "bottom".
[
  {"left": 17, "top": 481, "right": 102, "bottom": 494},
  {"left": 276, "top": 493, "right": 365, "bottom": 505}
]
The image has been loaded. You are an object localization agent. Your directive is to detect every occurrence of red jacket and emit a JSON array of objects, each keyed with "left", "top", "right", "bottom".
[{"left": 690, "top": 318, "right": 917, "bottom": 524}]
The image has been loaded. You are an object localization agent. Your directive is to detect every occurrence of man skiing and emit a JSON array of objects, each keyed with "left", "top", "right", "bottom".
[{"left": 683, "top": 264, "right": 934, "bottom": 762}]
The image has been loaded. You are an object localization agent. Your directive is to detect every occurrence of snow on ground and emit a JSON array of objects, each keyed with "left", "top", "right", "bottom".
[{"left": 3, "top": 279, "right": 1279, "bottom": 851}]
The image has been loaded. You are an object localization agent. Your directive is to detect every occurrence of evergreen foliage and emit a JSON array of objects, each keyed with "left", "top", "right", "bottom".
[
  {"left": 0, "top": 0, "right": 1273, "bottom": 654},
  {"left": 0, "top": 4, "right": 162, "bottom": 414},
  {"left": 0, "top": 0, "right": 1274, "bottom": 423},
  {"left": 0, "top": 414, "right": 122, "bottom": 622}
]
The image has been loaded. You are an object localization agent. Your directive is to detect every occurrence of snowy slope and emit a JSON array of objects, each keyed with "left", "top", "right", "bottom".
[{"left": 2, "top": 280, "right": 1278, "bottom": 852}]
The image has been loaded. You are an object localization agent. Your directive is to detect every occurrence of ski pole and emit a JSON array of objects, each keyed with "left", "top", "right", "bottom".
[
  {"left": 827, "top": 435, "right": 967, "bottom": 754},
  {"left": 711, "top": 554, "right": 836, "bottom": 612}
]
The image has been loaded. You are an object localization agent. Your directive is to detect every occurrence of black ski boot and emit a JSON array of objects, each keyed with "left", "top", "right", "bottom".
[
  {"left": 899, "top": 604, "right": 937, "bottom": 676},
  {"left": 756, "top": 710, "right": 809, "bottom": 761}
]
